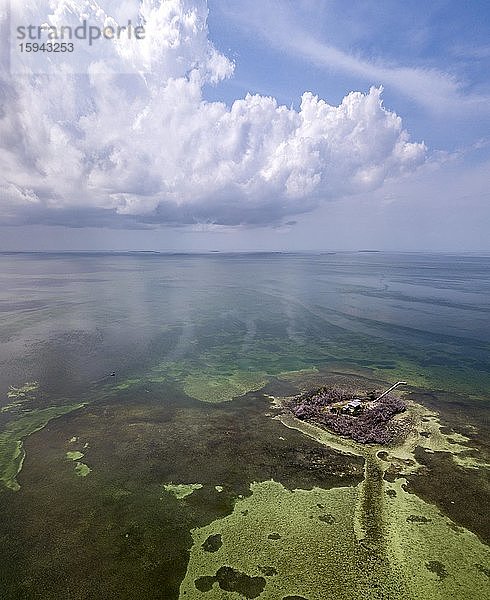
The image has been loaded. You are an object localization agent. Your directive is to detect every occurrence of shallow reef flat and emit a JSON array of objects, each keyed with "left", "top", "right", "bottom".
[
  {"left": 179, "top": 480, "right": 364, "bottom": 599},
  {"left": 165, "top": 483, "right": 204, "bottom": 500},
  {"left": 384, "top": 477, "right": 490, "bottom": 600},
  {"left": 0, "top": 379, "right": 364, "bottom": 599},
  {"left": 179, "top": 475, "right": 489, "bottom": 600},
  {"left": 0, "top": 401, "right": 84, "bottom": 490},
  {"left": 0, "top": 365, "right": 488, "bottom": 599}
]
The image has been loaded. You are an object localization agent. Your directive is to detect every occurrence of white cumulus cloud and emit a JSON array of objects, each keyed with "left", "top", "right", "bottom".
[{"left": 0, "top": 0, "right": 426, "bottom": 227}]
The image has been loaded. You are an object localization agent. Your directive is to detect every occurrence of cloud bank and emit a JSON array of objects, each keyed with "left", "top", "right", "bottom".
[{"left": 0, "top": 0, "right": 426, "bottom": 228}]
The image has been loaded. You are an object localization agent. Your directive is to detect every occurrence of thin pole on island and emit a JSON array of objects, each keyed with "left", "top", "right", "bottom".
[{"left": 375, "top": 381, "right": 408, "bottom": 402}]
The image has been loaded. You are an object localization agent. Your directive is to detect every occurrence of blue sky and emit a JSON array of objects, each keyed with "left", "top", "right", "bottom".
[
  {"left": 206, "top": 0, "right": 490, "bottom": 149},
  {"left": 0, "top": 0, "right": 489, "bottom": 251}
]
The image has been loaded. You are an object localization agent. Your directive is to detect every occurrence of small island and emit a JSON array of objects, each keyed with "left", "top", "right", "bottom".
[{"left": 284, "top": 383, "right": 408, "bottom": 445}]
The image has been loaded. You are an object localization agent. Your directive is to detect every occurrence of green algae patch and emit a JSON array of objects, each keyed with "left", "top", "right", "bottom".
[
  {"left": 7, "top": 381, "right": 39, "bottom": 399},
  {"left": 183, "top": 371, "right": 268, "bottom": 403},
  {"left": 113, "top": 378, "right": 142, "bottom": 391},
  {"left": 66, "top": 449, "right": 91, "bottom": 477},
  {"left": 163, "top": 483, "right": 203, "bottom": 500},
  {"left": 0, "top": 440, "right": 24, "bottom": 492},
  {"left": 74, "top": 462, "right": 91, "bottom": 477},
  {"left": 276, "top": 367, "right": 319, "bottom": 381},
  {"left": 0, "top": 403, "right": 84, "bottom": 491},
  {"left": 66, "top": 451, "right": 84, "bottom": 461},
  {"left": 2, "top": 381, "right": 39, "bottom": 413},
  {"left": 384, "top": 478, "right": 490, "bottom": 599},
  {"left": 375, "top": 400, "right": 487, "bottom": 474},
  {"left": 103, "top": 366, "right": 268, "bottom": 403},
  {"left": 179, "top": 480, "right": 376, "bottom": 600},
  {"left": 106, "top": 362, "right": 269, "bottom": 404}
]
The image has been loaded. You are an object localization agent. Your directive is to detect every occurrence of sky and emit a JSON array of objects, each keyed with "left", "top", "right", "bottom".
[{"left": 0, "top": 0, "right": 489, "bottom": 252}]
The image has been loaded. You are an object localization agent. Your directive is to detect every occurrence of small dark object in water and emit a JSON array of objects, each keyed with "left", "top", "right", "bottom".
[{"left": 110, "top": 372, "right": 116, "bottom": 377}]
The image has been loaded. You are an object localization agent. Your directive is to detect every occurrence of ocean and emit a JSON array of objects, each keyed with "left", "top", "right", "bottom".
[{"left": 0, "top": 252, "right": 489, "bottom": 599}]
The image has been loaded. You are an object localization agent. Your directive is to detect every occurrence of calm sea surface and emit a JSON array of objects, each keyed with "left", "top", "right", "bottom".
[{"left": 1, "top": 252, "right": 489, "bottom": 400}]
